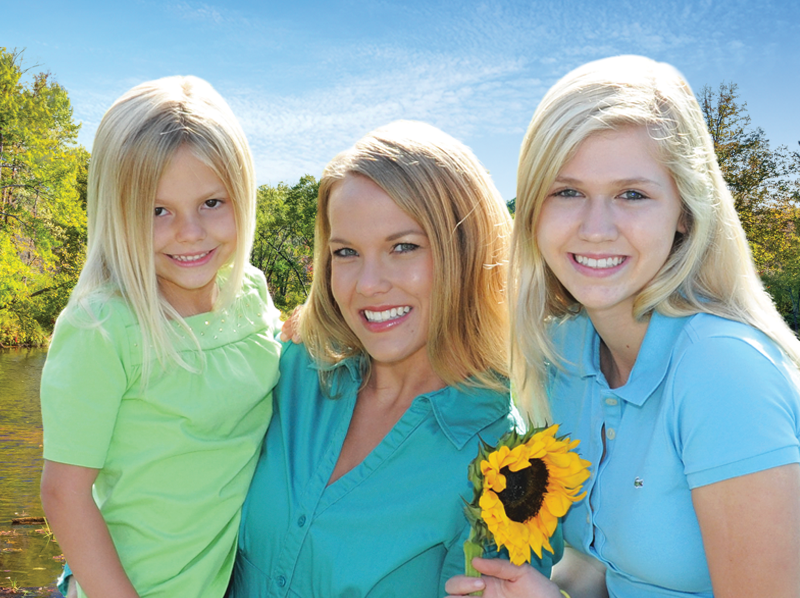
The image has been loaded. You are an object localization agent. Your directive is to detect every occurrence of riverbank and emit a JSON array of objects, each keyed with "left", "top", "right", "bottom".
[{"left": 0, "top": 348, "right": 64, "bottom": 597}]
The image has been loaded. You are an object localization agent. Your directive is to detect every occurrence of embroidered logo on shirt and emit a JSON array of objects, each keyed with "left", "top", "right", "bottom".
[{"left": 634, "top": 477, "right": 644, "bottom": 488}]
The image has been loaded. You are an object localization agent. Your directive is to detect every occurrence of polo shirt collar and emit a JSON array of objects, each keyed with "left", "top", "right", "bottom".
[{"left": 577, "top": 311, "right": 689, "bottom": 407}]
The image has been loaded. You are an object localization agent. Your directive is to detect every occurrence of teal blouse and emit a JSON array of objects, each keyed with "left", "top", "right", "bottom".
[{"left": 230, "top": 342, "right": 561, "bottom": 597}]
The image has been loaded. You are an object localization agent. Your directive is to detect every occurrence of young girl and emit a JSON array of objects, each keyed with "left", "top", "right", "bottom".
[
  {"left": 39, "top": 76, "right": 281, "bottom": 598},
  {"left": 446, "top": 56, "right": 800, "bottom": 597}
]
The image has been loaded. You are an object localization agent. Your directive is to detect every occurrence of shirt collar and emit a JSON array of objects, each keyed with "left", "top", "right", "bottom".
[
  {"left": 571, "top": 311, "right": 689, "bottom": 407},
  {"left": 423, "top": 383, "right": 514, "bottom": 450}
]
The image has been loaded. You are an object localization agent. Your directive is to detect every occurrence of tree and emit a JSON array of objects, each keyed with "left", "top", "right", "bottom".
[
  {"left": 700, "top": 83, "right": 799, "bottom": 272},
  {"left": 0, "top": 48, "right": 87, "bottom": 345},
  {"left": 251, "top": 176, "right": 318, "bottom": 314}
]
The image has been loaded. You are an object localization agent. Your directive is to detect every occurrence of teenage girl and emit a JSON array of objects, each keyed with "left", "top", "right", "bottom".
[
  {"left": 39, "top": 76, "right": 281, "bottom": 598},
  {"left": 446, "top": 55, "right": 800, "bottom": 597}
]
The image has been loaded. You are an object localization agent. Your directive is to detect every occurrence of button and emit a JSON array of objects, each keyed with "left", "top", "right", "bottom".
[
  {"left": 297, "top": 515, "right": 306, "bottom": 527},
  {"left": 277, "top": 575, "right": 287, "bottom": 588},
  {"left": 606, "top": 428, "right": 616, "bottom": 440},
  {"left": 586, "top": 513, "right": 591, "bottom": 524},
  {"left": 605, "top": 398, "right": 618, "bottom": 406}
]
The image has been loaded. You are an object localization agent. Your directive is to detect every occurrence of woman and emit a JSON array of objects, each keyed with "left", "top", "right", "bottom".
[
  {"left": 446, "top": 56, "right": 800, "bottom": 597},
  {"left": 229, "top": 120, "right": 562, "bottom": 597}
]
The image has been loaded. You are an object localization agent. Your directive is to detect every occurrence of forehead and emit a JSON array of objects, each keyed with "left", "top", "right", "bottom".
[
  {"left": 327, "top": 175, "right": 424, "bottom": 235},
  {"left": 558, "top": 126, "right": 670, "bottom": 180}
]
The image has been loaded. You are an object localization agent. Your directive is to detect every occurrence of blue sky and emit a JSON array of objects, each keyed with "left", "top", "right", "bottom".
[{"left": 4, "top": 0, "right": 798, "bottom": 201}]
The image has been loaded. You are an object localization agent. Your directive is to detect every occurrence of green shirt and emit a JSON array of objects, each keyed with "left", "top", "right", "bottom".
[{"left": 41, "top": 266, "right": 281, "bottom": 598}]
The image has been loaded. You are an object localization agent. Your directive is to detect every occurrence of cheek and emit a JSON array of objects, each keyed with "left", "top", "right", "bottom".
[
  {"left": 152, "top": 221, "right": 168, "bottom": 250},
  {"left": 329, "top": 264, "right": 348, "bottom": 312},
  {"left": 412, "top": 256, "right": 435, "bottom": 307},
  {"left": 533, "top": 205, "right": 560, "bottom": 262},
  {"left": 222, "top": 211, "right": 238, "bottom": 242}
]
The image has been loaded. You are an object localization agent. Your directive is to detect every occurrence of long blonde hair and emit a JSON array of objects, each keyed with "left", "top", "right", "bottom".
[
  {"left": 69, "top": 75, "right": 256, "bottom": 372},
  {"left": 302, "top": 120, "right": 513, "bottom": 394},
  {"left": 511, "top": 55, "right": 800, "bottom": 421}
]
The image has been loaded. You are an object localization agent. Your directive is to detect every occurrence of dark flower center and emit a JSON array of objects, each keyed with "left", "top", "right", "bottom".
[{"left": 498, "top": 458, "right": 549, "bottom": 523}]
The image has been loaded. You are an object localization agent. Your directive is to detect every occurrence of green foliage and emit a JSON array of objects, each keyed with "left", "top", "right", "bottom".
[
  {"left": 251, "top": 175, "right": 318, "bottom": 314},
  {"left": 0, "top": 48, "right": 87, "bottom": 345},
  {"left": 700, "top": 83, "right": 800, "bottom": 273}
]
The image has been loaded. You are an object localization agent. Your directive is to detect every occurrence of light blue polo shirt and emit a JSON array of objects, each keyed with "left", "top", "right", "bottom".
[{"left": 549, "top": 311, "right": 800, "bottom": 597}]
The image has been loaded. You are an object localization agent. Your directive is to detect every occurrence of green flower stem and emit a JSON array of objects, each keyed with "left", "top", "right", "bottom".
[{"left": 463, "top": 537, "right": 484, "bottom": 597}]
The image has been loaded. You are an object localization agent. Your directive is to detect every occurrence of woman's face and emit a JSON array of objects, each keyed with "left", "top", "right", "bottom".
[
  {"left": 328, "top": 174, "right": 434, "bottom": 369},
  {"left": 535, "top": 126, "right": 685, "bottom": 324}
]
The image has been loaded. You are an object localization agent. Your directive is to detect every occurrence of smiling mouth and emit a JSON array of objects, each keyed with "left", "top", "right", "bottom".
[
  {"left": 363, "top": 306, "right": 411, "bottom": 323},
  {"left": 574, "top": 254, "right": 625, "bottom": 269},
  {"left": 169, "top": 250, "right": 212, "bottom": 263}
]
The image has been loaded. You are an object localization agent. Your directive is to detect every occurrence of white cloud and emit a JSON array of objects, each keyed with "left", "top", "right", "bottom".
[{"left": 225, "top": 49, "right": 541, "bottom": 185}]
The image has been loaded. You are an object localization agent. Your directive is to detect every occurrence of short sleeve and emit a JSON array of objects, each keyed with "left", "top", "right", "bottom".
[
  {"left": 40, "top": 305, "right": 129, "bottom": 469},
  {"left": 671, "top": 336, "right": 800, "bottom": 489}
]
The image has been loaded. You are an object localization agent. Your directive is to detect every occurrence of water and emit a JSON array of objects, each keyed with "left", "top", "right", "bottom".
[{"left": 0, "top": 348, "right": 63, "bottom": 597}]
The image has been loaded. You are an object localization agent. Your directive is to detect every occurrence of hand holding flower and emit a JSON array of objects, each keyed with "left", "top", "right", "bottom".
[{"left": 446, "top": 558, "right": 562, "bottom": 598}]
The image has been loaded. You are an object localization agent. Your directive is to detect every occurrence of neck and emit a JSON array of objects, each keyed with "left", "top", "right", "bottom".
[
  {"left": 365, "top": 353, "right": 446, "bottom": 408},
  {"left": 588, "top": 309, "right": 651, "bottom": 389}
]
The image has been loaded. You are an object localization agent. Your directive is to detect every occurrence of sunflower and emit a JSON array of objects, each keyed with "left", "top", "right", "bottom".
[{"left": 464, "top": 424, "right": 590, "bottom": 568}]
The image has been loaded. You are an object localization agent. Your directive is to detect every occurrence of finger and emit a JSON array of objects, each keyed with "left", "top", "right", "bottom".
[
  {"left": 280, "top": 317, "right": 295, "bottom": 342},
  {"left": 470, "top": 557, "right": 529, "bottom": 581},
  {"left": 444, "top": 574, "right": 485, "bottom": 596}
]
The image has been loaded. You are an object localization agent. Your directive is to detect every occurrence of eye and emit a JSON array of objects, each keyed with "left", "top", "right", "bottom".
[
  {"left": 332, "top": 247, "right": 357, "bottom": 258},
  {"left": 552, "top": 188, "right": 582, "bottom": 198},
  {"left": 393, "top": 242, "right": 419, "bottom": 254},
  {"left": 154, "top": 206, "right": 167, "bottom": 217},
  {"left": 204, "top": 198, "right": 223, "bottom": 208},
  {"left": 620, "top": 190, "right": 647, "bottom": 200}
]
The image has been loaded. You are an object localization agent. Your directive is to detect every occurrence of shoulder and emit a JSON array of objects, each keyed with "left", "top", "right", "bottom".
[
  {"left": 278, "top": 341, "right": 316, "bottom": 375},
  {"left": 275, "top": 342, "right": 340, "bottom": 400},
  {"left": 237, "top": 264, "right": 281, "bottom": 330},
  {"left": 239, "top": 264, "right": 269, "bottom": 299},
  {"left": 52, "top": 293, "right": 135, "bottom": 348},
  {"left": 671, "top": 313, "right": 796, "bottom": 384},
  {"left": 661, "top": 314, "right": 800, "bottom": 486}
]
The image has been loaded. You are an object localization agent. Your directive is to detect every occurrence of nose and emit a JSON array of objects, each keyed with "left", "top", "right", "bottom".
[
  {"left": 578, "top": 197, "right": 618, "bottom": 243},
  {"left": 175, "top": 212, "right": 206, "bottom": 243},
  {"left": 355, "top": 256, "right": 391, "bottom": 296}
]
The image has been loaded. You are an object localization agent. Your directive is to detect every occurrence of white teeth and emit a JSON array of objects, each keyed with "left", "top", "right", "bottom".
[
  {"left": 574, "top": 255, "right": 624, "bottom": 269},
  {"left": 364, "top": 306, "right": 411, "bottom": 323},
  {"left": 172, "top": 251, "right": 210, "bottom": 263}
]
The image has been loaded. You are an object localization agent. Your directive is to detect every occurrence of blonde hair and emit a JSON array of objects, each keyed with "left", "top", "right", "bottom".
[
  {"left": 302, "top": 120, "right": 512, "bottom": 394},
  {"left": 511, "top": 55, "right": 800, "bottom": 421},
  {"left": 69, "top": 75, "right": 256, "bottom": 372}
]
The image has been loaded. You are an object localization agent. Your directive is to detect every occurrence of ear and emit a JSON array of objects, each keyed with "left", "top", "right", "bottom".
[{"left": 676, "top": 209, "right": 688, "bottom": 235}]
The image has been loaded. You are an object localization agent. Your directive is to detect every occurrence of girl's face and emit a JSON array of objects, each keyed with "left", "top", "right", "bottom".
[
  {"left": 535, "top": 126, "right": 685, "bottom": 325},
  {"left": 153, "top": 146, "right": 237, "bottom": 317},
  {"left": 328, "top": 174, "right": 434, "bottom": 370}
]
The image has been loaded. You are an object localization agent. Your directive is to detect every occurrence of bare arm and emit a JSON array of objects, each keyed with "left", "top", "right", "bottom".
[
  {"left": 40, "top": 460, "right": 140, "bottom": 598},
  {"left": 693, "top": 463, "right": 800, "bottom": 598}
]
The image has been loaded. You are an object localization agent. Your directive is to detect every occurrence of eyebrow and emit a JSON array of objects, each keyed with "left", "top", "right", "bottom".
[
  {"left": 329, "top": 229, "right": 426, "bottom": 245},
  {"left": 155, "top": 186, "right": 229, "bottom": 203},
  {"left": 553, "top": 176, "right": 665, "bottom": 188}
]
